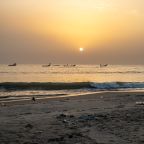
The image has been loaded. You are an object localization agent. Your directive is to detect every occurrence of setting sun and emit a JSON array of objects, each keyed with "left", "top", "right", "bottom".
[{"left": 79, "top": 48, "right": 84, "bottom": 52}]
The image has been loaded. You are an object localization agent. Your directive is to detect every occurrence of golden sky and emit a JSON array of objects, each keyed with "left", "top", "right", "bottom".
[{"left": 0, "top": 0, "right": 144, "bottom": 64}]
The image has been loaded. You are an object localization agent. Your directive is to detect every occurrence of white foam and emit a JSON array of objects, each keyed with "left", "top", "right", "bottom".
[{"left": 90, "top": 82, "right": 144, "bottom": 90}]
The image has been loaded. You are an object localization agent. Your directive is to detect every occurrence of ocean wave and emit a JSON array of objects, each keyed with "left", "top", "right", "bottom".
[
  {"left": 0, "top": 82, "right": 144, "bottom": 91},
  {"left": 0, "top": 82, "right": 91, "bottom": 91}
]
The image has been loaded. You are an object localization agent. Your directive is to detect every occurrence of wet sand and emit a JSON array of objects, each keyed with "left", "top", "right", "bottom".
[{"left": 0, "top": 91, "right": 144, "bottom": 144}]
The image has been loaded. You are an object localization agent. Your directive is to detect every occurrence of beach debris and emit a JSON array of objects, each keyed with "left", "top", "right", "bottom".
[
  {"left": 57, "top": 113, "right": 74, "bottom": 119},
  {"left": 136, "top": 101, "right": 144, "bottom": 105},
  {"left": 25, "top": 123, "right": 33, "bottom": 129},
  {"left": 32, "top": 96, "right": 36, "bottom": 102},
  {"left": 57, "top": 113, "right": 67, "bottom": 119},
  {"left": 57, "top": 113, "right": 101, "bottom": 129},
  {"left": 63, "top": 119, "right": 68, "bottom": 123},
  {"left": 57, "top": 113, "right": 78, "bottom": 128}
]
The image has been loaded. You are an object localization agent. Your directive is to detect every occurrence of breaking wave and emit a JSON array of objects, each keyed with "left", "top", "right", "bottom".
[
  {"left": 90, "top": 82, "right": 144, "bottom": 90},
  {"left": 0, "top": 82, "right": 144, "bottom": 91}
]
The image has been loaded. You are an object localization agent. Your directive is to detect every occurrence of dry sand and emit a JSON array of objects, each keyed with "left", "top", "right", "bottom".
[{"left": 0, "top": 91, "right": 144, "bottom": 144}]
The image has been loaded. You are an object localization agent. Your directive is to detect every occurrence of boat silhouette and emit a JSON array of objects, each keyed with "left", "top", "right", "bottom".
[
  {"left": 42, "top": 63, "right": 51, "bottom": 67},
  {"left": 8, "top": 63, "right": 17, "bottom": 66},
  {"left": 100, "top": 64, "right": 108, "bottom": 68}
]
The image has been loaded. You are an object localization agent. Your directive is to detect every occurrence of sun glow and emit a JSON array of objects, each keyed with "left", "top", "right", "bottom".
[{"left": 79, "top": 48, "right": 84, "bottom": 52}]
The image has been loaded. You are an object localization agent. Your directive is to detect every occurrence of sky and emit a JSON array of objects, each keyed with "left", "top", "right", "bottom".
[{"left": 0, "top": 0, "right": 144, "bottom": 64}]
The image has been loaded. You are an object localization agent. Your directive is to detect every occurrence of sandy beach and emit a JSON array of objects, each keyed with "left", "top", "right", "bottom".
[{"left": 0, "top": 91, "right": 144, "bottom": 144}]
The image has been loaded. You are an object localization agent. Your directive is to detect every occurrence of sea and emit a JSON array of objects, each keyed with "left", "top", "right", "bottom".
[{"left": 0, "top": 64, "right": 144, "bottom": 102}]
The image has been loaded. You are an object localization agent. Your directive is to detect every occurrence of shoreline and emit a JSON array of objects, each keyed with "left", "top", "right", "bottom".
[{"left": 1, "top": 90, "right": 144, "bottom": 107}]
